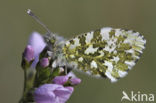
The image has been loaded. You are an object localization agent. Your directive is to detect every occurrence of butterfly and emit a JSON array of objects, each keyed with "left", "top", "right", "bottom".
[
  {"left": 62, "top": 27, "right": 146, "bottom": 82},
  {"left": 27, "top": 9, "right": 146, "bottom": 83}
]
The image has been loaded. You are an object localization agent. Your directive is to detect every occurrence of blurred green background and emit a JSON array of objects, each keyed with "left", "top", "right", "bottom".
[{"left": 0, "top": 0, "right": 156, "bottom": 103}]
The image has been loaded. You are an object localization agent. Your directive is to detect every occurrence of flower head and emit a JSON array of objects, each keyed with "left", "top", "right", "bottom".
[
  {"left": 28, "top": 32, "right": 46, "bottom": 68},
  {"left": 34, "top": 84, "right": 74, "bottom": 103}
]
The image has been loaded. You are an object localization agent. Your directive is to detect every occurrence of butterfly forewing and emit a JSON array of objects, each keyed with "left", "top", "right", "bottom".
[{"left": 63, "top": 27, "right": 146, "bottom": 82}]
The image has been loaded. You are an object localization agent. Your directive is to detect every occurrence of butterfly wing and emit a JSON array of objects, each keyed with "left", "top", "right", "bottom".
[{"left": 63, "top": 27, "right": 146, "bottom": 82}]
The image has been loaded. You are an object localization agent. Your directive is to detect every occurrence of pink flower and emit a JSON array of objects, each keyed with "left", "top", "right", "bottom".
[
  {"left": 70, "top": 78, "right": 81, "bottom": 85},
  {"left": 28, "top": 32, "right": 46, "bottom": 68},
  {"left": 34, "top": 84, "right": 74, "bottom": 103},
  {"left": 53, "top": 76, "right": 69, "bottom": 85},
  {"left": 53, "top": 72, "right": 81, "bottom": 86}
]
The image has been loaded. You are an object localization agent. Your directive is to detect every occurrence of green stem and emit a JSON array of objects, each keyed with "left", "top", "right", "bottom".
[
  {"left": 19, "top": 69, "right": 27, "bottom": 103},
  {"left": 19, "top": 69, "right": 35, "bottom": 103},
  {"left": 24, "top": 69, "right": 27, "bottom": 93}
]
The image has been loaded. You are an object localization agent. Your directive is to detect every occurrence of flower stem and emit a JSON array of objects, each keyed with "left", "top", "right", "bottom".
[
  {"left": 19, "top": 68, "right": 35, "bottom": 103},
  {"left": 24, "top": 69, "right": 27, "bottom": 93},
  {"left": 19, "top": 69, "right": 27, "bottom": 103}
]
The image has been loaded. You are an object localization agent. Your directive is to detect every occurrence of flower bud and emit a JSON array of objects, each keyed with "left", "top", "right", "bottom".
[
  {"left": 23, "top": 45, "right": 34, "bottom": 62},
  {"left": 40, "top": 58, "right": 49, "bottom": 68}
]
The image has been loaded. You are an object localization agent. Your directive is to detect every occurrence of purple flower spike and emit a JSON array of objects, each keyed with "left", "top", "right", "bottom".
[
  {"left": 23, "top": 45, "right": 34, "bottom": 62},
  {"left": 34, "top": 84, "right": 74, "bottom": 103},
  {"left": 40, "top": 58, "right": 49, "bottom": 68},
  {"left": 28, "top": 32, "right": 46, "bottom": 68},
  {"left": 70, "top": 78, "right": 81, "bottom": 85},
  {"left": 53, "top": 76, "right": 69, "bottom": 85}
]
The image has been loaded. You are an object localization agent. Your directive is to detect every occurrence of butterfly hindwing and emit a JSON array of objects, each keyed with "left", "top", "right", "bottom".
[{"left": 63, "top": 27, "right": 146, "bottom": 82}]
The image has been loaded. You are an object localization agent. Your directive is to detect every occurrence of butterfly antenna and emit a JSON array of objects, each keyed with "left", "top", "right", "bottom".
[{"left": 27, "top": 9, "right": 52, "bottom": 36}]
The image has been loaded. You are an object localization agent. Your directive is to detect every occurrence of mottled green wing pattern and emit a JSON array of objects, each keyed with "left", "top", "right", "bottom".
[{"left": 63, "top": 27, "right": 146, "bottom": 82}]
